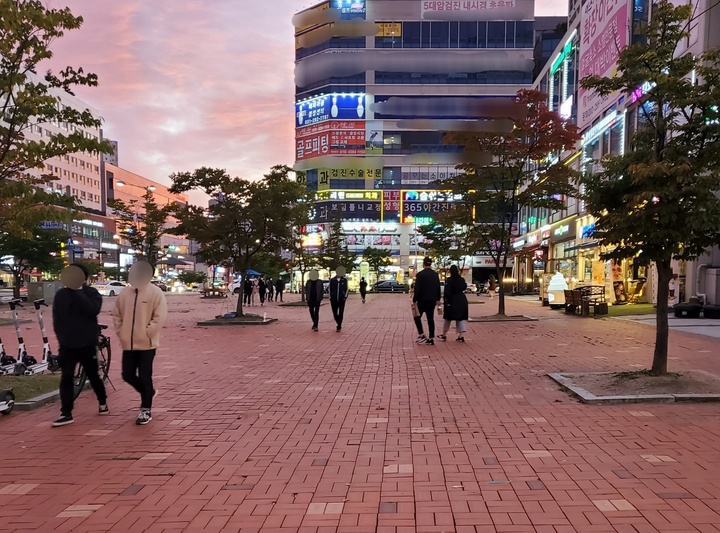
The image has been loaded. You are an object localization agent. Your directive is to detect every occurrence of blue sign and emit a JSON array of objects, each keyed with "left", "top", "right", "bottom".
[
  {"left": 581, "top": 223, "right": 596, "bottom": 239},
  {"left": 41, "top": 221, "right": 65, "bottom": 230},
  {"left": 296, "top": 93, "right": 366, "bottom": 128},
  {"left": 331, "top": 0, "right": 366, "bottom": 15}
]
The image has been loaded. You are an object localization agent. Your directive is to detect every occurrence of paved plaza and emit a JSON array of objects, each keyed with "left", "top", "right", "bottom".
[{"left": 1, "top": 293, "right": 720, "bottom": 533}]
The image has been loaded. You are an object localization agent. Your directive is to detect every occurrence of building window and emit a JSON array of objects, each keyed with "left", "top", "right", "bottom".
[
  {"left": 505, "top": 21, "right": 515, "bottom": 47},
  {"left": 487, "top": 22, "right": 506, "bottom": 48},
  {"left": 421, "top": 22, "right": 431, "bottom": 47},
  {"left": 516, "top": 21, "right": 534, "bottom": 48},
  {"left": 430, "top": 22, "right": 449, "bottom": 48},
  {"left": 403, "top": 22, "right": 421, "bottom": 48},
  {"left": 458, "top": 22, "right": 478, "bottom": 48}
]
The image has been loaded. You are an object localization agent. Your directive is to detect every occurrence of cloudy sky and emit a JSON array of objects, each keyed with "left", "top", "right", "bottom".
[{"left": 48, "top": 0, "right": 568, "bottom": 189}]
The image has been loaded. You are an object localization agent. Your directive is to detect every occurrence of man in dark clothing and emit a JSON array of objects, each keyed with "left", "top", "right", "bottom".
[
  {"left": 259, "top": 278, "right": 267, "bottom": 306},
  {"left": 276, "top": 278, "right": 285, "bottom": 301},
  {"left": 359, "top": 277, "right": 368, "bottom": 303},
  {"left": 267, "top": 278, "right": 274, "bottom": 302},
  {"left": 412, "top": 257, "right": 441, "bottom": 345},
  {"left": 305, "top": 270, "right": 324, "bottom": 331},
  {"left": 329, "top": 267, "right": 349, "bottom": 331},
  {"left": 51, "top": 264, "right": 108, "bottom": 427},
  {"left": 243, "top": 278, "right": 253, "bottom": 305}
]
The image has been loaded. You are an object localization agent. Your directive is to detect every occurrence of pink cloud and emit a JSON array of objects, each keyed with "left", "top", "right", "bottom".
[{"left": 46, "top": 0, "right": 567, "bottom": 195}]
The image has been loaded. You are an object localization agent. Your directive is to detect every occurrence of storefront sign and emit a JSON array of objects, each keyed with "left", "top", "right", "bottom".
[
  {"left": 513, "top": 239, "right": 525, "bottom": 249},
  {"left": 578, "top": 0, "right": 628, "bottom": 129},
  {"left": 422, "top": 0, "right": 517, "bottom": 15},
  {"left": 581, "top": 111, "right": 619, "bottom": 146},
  {"left": 559, "top": 96, "right": 574, "bottom": 119},
  {"left": 580, "top": 222, "right": 596, "bottom": 238},
  {"left": 550, "top": 220, "right": 576, "bottom": 241},
  {"left": 527, "top": 232, "right": 539, "bottom": 246},
  {"left": 295, "top": 93, "right": 366, "bottom": 128}
]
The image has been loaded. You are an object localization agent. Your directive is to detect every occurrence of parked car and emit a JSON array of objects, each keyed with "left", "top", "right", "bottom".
[
  {"left": 151, "top": 280, "right": 168, "bottom": 292},
  {"left": 230, "top": 278, "right": 243, "bottom": 294},
  {"left": 92, "top": 280, "right": 127, "bottom": 297},
  {"left": 370, "top": 281, "right": 407, "bottom": 293}
]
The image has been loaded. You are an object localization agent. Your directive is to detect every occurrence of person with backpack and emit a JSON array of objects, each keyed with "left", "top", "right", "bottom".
[
  {"left": 51, "top": 263, "right": 108, "bottom": 427},
  {"left": 113, "top": 261, "right": 168, "bottom": 425},
  {"left": 329, "top": 266, "right": 349, "bottom": 331}
]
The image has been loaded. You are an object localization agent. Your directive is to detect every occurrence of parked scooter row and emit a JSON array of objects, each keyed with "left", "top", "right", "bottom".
[{"left": 0, "top": 297, "right": 61, "bottom": 415}]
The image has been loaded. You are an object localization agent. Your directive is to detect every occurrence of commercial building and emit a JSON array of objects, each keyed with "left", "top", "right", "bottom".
[
  {"left": 512, "top": 0, "right": 720, "bottom": 307},
  {"left": 105, "top": 163, "right": 193, "bottom": 273},
  {"left": 294, "top": 0, "right": 556, "bottom": 285}
]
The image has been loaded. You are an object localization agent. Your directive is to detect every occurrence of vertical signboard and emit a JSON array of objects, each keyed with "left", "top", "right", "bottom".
[{"left": 577, "top": 0, "right": 629, "bottom": 130}]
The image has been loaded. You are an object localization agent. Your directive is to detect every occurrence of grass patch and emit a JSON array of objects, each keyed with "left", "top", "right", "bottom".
[
  {"left": 606, "top": 303, "right": 661, "bottom": 317},
  {"left": 0, "top": 373, "right": 60, "bottom": 402},
  {"left": 614, "top": 369, "right": 681, "bottom": 380}
]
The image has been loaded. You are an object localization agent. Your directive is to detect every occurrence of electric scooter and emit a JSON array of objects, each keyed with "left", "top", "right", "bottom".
[
  {"left": 6, "top": 299, "right": 39, "bottom": 376},
  {"left": 32, "top": 298, "right": 60, "bottom": 374},
  {"left": 0, "top": 331, "right": 18, "bottom": 374}
]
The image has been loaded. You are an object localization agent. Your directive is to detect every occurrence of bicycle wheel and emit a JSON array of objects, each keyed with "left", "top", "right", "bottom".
[
  {"left": 97, "top": 342, "right": 111, "bottom": 382},
  {"left": 72, "top": 361, "right": 87, "bottom": 399}
]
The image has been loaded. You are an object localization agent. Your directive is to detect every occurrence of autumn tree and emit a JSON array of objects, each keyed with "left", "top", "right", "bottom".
[
  {"left": 438, "top": 89, "right": 580, "bottom": 315},
  {"left": 108, "top": 189, "right": 173, "bottom": 267},
  {"left": 169, "top": 165, "right": 309, "bottom": 316},
  {"left": 0, "top": 0, "right": 111, "bottom": 237},
  {"left": 580, "top": 1, "right": 720, "bottom": 375}
]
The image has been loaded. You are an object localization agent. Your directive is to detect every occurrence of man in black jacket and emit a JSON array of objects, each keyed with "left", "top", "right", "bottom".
[
  {"left": 412, "top": 257, "right": 441, "bottom": 345},
  {"left": 329, "top": 266, "right": 349, "bottom": 331},
  {"left": 51, "top": 264, "right": 108, "bottom": 427}
]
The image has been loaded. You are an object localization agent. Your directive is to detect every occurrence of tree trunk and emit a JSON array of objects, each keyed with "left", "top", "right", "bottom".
[
  {"left": 651, "top": 259, "right": 673, "bottom": 376},
  {"left": 496, "top": 266, "right": 506, "bottom": 316}
]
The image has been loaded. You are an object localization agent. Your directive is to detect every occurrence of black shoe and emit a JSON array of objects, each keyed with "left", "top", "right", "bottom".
[
  {"left": 52, "top": 415, "right": 74, "bottom": 427},
  {"left": 421, "top": 338, "right": 434, "bottom": 346},
  {"left": 456, "top": 337, "right": 465, "bottom": 343},
  {"left": 416, "top": 335, "right": 427, "bottom": 344},
  {"left": 336, "top": 325, "right": 341, "bottom": 332},
  {"left": 136, "top": 411, "right": 152, "bottom": 425},
  {"left": 312, "top": 326, "right": 318, "bottom": 331},
  {"left": 437, "top": 335, "right": 447, "bottom": 342},
  {"left": 98, "top": 404, "right": 109, "bottom": 415}
]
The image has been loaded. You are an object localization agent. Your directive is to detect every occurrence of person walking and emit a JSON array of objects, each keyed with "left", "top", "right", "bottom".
[
  {"left": 243, "top": 278, "right": 252, "bottom": 306},
  {"left": 259, "top": 277, "right": 267, "bottom": 306},
  {"left": 329, "top": 266, "right": 349, "bottom": 331},
  {"left": 437, "top": 265, "right": 469, "bottom": 342},
  {"left": 275, "top": 278, "right": 285, "bottom": 302},
  {"left": 267, "top": 278, "right": 274, "bottom": 302},
  {"left": 51, "top": 263, "right": 108, "bottom": 427},
  {"left": 412, "top": 257, "right": 441, "bottom": 345},
  {"left": 251, "top": 278, "right": 259, "bottom": 306},
  {"left": 487, "top": 275, "right": 496, "bottom": 300},
  {"left": 359, "top": 277, "right": 368, "bottom": 303},
  {"left": 305, "top": 270, "right": 324, "bottom": 331},
  {"left": 113, "top": 261, "right": 168, "bottom": 425}
]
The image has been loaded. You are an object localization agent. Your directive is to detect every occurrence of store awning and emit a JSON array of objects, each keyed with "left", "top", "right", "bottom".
[{"left": 564, "top": 241, "right": 599, "bottom": 252}]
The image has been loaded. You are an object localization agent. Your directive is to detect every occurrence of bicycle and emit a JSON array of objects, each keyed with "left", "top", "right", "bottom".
[{"left": 72, "top": 324, "right": 114, "bottom": 399}]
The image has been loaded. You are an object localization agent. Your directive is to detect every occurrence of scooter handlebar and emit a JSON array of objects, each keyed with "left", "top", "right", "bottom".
[
  {"left": 6, "top": 299, "right": 23, "bottom": 307},
  {"left": 33, "top": 299, "right": 48, "bottom": 308}
]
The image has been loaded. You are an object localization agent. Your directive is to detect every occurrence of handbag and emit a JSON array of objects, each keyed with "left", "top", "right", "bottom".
[
  {"left": 411, "top": 302, "right": 420, "bottom": 317},
  {"left": 437, "top": 303, "right": 443, "bottom": 316}
]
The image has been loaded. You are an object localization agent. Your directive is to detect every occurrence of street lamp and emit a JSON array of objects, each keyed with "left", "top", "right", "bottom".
[{"left": 115, "top": 181, "right": 156, "bottom": 192}]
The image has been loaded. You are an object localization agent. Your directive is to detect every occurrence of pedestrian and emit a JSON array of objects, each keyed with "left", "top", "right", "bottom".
[
  {"left": 487, "top": 275, "right": 496, "bottom": 300},
  {"left": 243, "top": 278, "right": 252, "bottom": 305},
  {"left": 51, "top": 263, "right": 108, "bottom": 427},
  {"left": 259, "top": 277, "right": 267, "bottom": 306},
  {"left": 251, "top": 278, "right": 259, "bottom": 306},
  {"left": 275, "top": 278, "right": 284, "bottom": 302},
  {"left": 437, "top": 265, "right": 469, "bottom": 343},
  {"left": 329, "top": 266, "right": 349, "bottom": 331},
  {"left": 412, "top": 257, "right": 441, "bottom": 345},
  {"left": 305, "top": 269, "right": 324, "bottom": 331},
  {"left": 113, "top": 261, "right": 168, "bottom": 425},
  {"left": 359, "top": 277, "right": 368, "bottom": 303},
  {"left": 267, "top": 277, "right": 274, "bottom": 302}
]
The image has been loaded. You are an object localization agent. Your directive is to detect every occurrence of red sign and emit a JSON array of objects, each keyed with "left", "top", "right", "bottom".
[{"left": 296, "top": 122, "right": 366, "bottom": 161}]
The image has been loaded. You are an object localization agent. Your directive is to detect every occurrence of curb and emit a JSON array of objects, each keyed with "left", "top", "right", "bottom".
[
  {"left": 197, "top": 318, "right": 279, "bottom": 327},
  {"left": 469, "top": 315, "right": 538, "bottom": 323},
  {"left": 548, "top": 372, "right": 720, "bottom": 405}
]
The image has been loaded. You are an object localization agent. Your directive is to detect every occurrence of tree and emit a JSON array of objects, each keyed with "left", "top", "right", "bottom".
[
  {"left": 361, "top": 247, "right": 392, "bottom": 280},
  {"left": 0, "top": 0, "right": 111, "bottom": 237},
  {"left": 579, "top": 1, "right": 720, "bottom": 375},
  {"left": 169, "top": 165, "right": 309, "bottom": 316},
  {"left": 108, "top": 189, "right": 173, "bottom": 267},
  {"left": 417, "top": 223, "right": 471, "bottom": 277},
  {"left": 318, "top": 221, "right": 358, "bottom": 274},
  {"left": 439, "top": 89, "right": 580, "bottom": 315},
  {"left": 0, "top": 227, "right": 66, "bottom": 298},
  {"left": 177, "top": 271, "right": 207, "bottom": 286},
  {"left": 289, "top": 229, "right": 319, "bottom": 302}
]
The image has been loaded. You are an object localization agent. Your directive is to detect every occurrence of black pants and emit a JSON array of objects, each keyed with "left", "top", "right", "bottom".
[
  {"left": 59, "top": 345, "right": 107, "bottom": 416},
  {"left": 243, "top": 292, "right": 251, "bottom": 305},
  {"left": 268, "top": 290, "right": 274, "bottom": 301},
  {"left": 360, "top": 289, "right": 367, "bottom": 301},
  {"left": 330, "top": 299, "right": 346, "bottom": 327},
  {"left": 277, "top": 290, "right": 283, "bottom": 302},
  {"left": 122, "top": 349, "right": 156, "bottom": 410},
  {"left": 415, "top": 301, "right": 437, "bottom": 339},
  {"left": 308, "top": 301, "right": 320, "bottom": 328}
]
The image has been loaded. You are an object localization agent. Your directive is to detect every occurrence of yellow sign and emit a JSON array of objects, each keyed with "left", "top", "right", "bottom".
[
  {"left": 317, "top": 190, "right": 381, "bottom": 201},
  {"left": 377, "top": 22, "right": 402, "bottom": 37},
  {"left": 319, "top": 168, "right": 382, "bottom": 181},
  {"left": 294, "top": 2, "right": 330, "bottom": 35}
]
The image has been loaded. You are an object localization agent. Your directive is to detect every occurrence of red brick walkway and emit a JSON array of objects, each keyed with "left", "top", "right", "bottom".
[{"left": 1, "top": 293, "right": 720, "bottom": 532}]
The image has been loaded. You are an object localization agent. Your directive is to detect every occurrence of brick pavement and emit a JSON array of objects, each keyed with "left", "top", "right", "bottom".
[{"left": 1, "top": 292, "right": 719, "bottom": 533}]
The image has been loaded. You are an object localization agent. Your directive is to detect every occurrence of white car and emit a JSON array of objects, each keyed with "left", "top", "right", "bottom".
[{"left": 92, "top": 280, "right": 127, "bottom": 297}]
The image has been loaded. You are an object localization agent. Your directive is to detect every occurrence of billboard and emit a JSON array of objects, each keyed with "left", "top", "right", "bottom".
[
  {"left": 296, "top": 93, "right": 366, "bottom": 128},
  {"left": 314, "top": 200, "right": 382, "bottom": 222},
  {"left": 577, "top": 0, "right": 629, "bottom": 130},
  {"left": 331, "top": 0, "right": 366, "bottom": 14},
  {"left": 296, "top": 127, "right": 366, "bottom": 161},
  {"left": 400, "top": 190, "right": 462, "bottom": 224}
]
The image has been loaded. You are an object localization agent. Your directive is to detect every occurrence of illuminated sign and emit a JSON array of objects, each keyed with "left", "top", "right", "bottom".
[
  {"left": 630, "top": 81, "right": 656, "bottom": 104},
  {"left": 401, "top": 190, "right": 460, "bottom": 224},
  {"left": 317, "top": 190, "right": 380, "bottom": 201},
  {"left": 527, "top": 233, "right": 539, "bottom": 245},
  {"left": 513, "top": 239, "right": 526, "bottom": 249},
  {"left": 296, "top": 93, "right": 366, "bottom": 127},
  {"left": 331, "top": 0, "right": 365, "bottom": 14},
  {"left": 559, "top": 96, "right": 574, "bottom": 119},
  {"left": 581, "top": 223, "right": 596, "bottom": 238},
  {"left": 554, "top": 224, "right": 570, "bottom": 237},
  {"left": 581, "top": 111, "right": 619, "bottom": 146},
  {"left": 403, "top": 190, "right": 460, "bottom": 202},
  {"left": 74, "top": 219, "right": 105, "bottom": 228},
  {"left": 550, "top": 35, "right": 575, "bottom": 76},
  {"left": 302, "top": 233, "right": 324, "bottom": 248}
]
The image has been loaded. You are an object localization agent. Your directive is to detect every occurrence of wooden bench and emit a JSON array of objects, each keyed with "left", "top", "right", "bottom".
[
  {"left": 578, "top": 285, "right": 607, "bottom": 316},
  {"left": 564, "top": 290, "right": 582, "bottom": 315}
]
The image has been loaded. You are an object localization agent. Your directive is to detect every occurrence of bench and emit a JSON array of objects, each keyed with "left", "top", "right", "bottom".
[
  {"left": 578, "top": 285, "right": 607, "bottom": 316},
  {"left": 201, "top": 288, "right": 228, "bottom": 299},
  {"left": 564, "top": 290, "right": 583, "bottom": 315}
]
